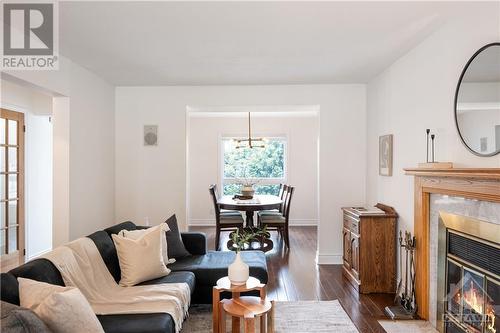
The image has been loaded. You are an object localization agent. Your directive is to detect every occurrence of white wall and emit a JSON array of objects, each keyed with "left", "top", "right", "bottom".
[
  {"left": 25, "top": 114, "right": 53, "bottom": 258},
  {"left": 366, "top": 11, "right": 500, "bottom": 236},
  {"left": 3, "top": 54, "right": 116, "bottom": 243},
  {"left": 115, "top": 85, "right": 366, "bottom": 264},
  {"left": 187, "top": 113, "right": 318, "bottom": 226},
  {"left": 51, "top": 97, "right": 70, "bottom": 247},
  {"left": 1, "top": 80, "right": 53, "bottom": 259}
]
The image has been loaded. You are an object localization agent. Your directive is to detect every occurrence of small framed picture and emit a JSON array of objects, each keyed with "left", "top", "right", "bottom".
[{"left": 379, "top": 134, "right": 393, "bottom": 176}]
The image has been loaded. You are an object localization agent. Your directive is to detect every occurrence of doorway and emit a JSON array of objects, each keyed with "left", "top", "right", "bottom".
[{"left": 0, "top": 108, "right": 25, "bottom": 272}]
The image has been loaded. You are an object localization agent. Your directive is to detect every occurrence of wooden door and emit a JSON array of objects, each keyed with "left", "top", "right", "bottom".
[
  {"left": 342, "top": 227, "right": 351, "bottom": 269},
  {"left": 350, "top": 233, "right": 360, "bottom": 280},
  {"left": 0, "top": 109, "right": 25, "bottom": 272}
]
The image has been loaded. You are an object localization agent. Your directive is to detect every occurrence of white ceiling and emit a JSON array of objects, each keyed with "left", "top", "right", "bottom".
[{"left": 59, "top": 1, "right": 495, "bottom": 86}]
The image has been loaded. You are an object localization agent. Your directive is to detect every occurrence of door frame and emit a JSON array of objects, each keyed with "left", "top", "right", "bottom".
[{"left": 0, "top": 108, "right": 25, "bottom": 271}]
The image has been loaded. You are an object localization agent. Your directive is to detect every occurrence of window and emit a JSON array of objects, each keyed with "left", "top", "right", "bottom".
[{"left": 221, "top": 137, "right": 286, "bottom": 195}]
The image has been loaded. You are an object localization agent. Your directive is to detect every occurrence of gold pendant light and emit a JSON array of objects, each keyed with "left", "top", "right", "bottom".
[{"left": 234, "top": 112, "right": 265, "bottom": 149}]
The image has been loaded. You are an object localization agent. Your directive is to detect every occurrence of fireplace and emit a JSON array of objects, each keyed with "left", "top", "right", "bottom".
[{"left": 437, "top": 212, "right": 500, "bottom": 333}]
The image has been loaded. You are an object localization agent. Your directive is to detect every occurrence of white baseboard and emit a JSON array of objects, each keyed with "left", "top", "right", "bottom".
[
  {"left": 188, "top": 219, "right": 215, "bottom": 226},
  {"left": 289, "top": 219, "right": 318, "bottom": 226},
  {"left": 188, "top": 218, "right": 318, "bottom": 227},
  {"left": 26, "top": 248, "right": 52, "bottom": 261},
  {"left": 315, "top": 251, "right": 343, "bottom": 265}
]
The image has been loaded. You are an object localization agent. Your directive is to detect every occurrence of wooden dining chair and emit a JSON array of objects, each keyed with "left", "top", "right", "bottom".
[
  {"left": 257, "top": 184, "right": 288, "bottom": 219},
  {"left": 258, "top": 186, "right": 294, "bottom": 249},
  {"left": 209, "top": 184, "right": 244, "bottom": 250}
]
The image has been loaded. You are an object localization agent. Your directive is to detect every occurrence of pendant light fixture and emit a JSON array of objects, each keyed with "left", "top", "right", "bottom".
[{"left": 234, "top": 112, "right": 265, "bottom": 149}]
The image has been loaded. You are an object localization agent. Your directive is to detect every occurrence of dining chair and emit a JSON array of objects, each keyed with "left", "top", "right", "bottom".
[
  {"left": 209, "top": 184, "right": 244, "bottom": 250},
  {"left": 257, "top": 184, "right": 288, "bottom": 231},
  {"left": 257, "top": 184, "right": 288, "bottom": 219},
  {"left": 258, "top": 186, "right": 294, "bottom": 249}
]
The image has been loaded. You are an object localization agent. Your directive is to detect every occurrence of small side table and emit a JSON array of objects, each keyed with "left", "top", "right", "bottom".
[
  {"left": 213, "top": 277, "right": 272, "bottom": 333},
  {"left": 220, "top": 296, "right": 273, "bottom": 333}
]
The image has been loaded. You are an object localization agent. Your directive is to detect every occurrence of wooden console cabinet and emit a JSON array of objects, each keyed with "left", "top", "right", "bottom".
[{"left": 341, "top": 203, "right": 397, "bottom": 294}]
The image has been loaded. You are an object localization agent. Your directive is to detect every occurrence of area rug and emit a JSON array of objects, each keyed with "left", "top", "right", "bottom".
[
  {"left": 181, "top": 300, "right": 359, "bottom": 332},
  {"left": 378, "top": 320, "right": 438, "bottom": 333}
]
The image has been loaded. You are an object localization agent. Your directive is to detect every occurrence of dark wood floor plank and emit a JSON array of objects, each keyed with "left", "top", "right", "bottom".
[{"left": 190, "top": 225, "right": 393, "bottom": 333}]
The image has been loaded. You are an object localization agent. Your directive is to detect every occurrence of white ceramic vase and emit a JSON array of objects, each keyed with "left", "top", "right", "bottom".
[{"left": 228, "top": 252, "right": 249, "bottom": 285}]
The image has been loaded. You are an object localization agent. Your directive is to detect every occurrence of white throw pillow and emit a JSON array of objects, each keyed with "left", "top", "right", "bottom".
[
  {"left": 119, "top": 224, "right": 175, "bottom": 265},
  {"left": 18, "top": 278, "right": 104, "bottom": 333},
  {"left": 112, "top": 224, "right": 170, "bottom": 286}
]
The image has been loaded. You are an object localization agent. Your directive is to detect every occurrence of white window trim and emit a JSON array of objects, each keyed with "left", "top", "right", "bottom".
[{"left": 218, "top": 134, "right": 288, "bottom": 195}]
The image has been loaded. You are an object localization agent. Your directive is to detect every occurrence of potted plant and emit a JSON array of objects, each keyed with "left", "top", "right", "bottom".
[
  {"left": 228, "top": 227, "right": 269, "bottom": 285},
  {"left": 236, "top": 173, "right": 261, "bottom": 197}
]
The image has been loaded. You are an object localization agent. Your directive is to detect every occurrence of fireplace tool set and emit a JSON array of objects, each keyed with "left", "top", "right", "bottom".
[{"left": 385, "top": 230, "right": 418, "bottom": 320}]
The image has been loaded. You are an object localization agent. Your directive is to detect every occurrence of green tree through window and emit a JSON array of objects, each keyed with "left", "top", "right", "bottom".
[{"left": 222, "top": 138, "right": 286, "bottom": 195}]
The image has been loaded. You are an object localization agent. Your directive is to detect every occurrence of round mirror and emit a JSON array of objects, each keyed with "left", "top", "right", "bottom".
[{"left": 455, "top": 43, "right": 500, "bottom": 157}]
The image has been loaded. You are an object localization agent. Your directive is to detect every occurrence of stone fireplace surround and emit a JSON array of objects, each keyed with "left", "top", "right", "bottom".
[{"left": 404, "top": 168, "right": 500, "bottom": 325}]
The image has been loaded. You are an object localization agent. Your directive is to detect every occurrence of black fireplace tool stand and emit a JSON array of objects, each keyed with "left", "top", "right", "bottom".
[{"left": 385, "top": 230, "right": 418, "bottom": 320}]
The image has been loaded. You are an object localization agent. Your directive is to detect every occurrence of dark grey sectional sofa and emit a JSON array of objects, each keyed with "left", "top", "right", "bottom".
[{"left": 0, "top": 221, "right": 268, "bottom": 333}]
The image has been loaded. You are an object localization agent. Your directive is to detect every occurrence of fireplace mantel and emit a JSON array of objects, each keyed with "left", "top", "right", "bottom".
[
  {"left": 404, "top": 167, "right": 500, "bottom": 320},
  {"left": 404, "top": 167, "right": 500, "bottom": 180}
]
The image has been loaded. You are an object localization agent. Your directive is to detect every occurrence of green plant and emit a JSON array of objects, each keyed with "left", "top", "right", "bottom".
[{"left": 230, "top": 227, "right": 270, "bottom": 252}]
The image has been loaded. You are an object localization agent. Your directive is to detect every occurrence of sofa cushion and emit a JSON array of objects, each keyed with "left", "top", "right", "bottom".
[
  {"left": 169, "top": 251, "right": 268, "bottom": 286},
  {"left": 180, "top": 232, "right": 206, "bottom": 256},
  {"left": 1, "top": 259, "right": 65, "bottom": 306},
  {"left": 1, "top": 273, "right": 21, "bottom": 305},
  {"left": 18, "top": 278, "right": 104, "bottom": 333},
  {"left": 112, "top": 227, "right": 170, "bottom": 287},
  {"left": 165, "top": 215, "right": 191, "bottom": 259},
  {"left": 97, "top": 313, "right": 174, "bottom": 333},
  {"left": 9, "top": 259, "right": 64, "bottom": 287},
  {"left": 1, "top": 301, "right": 52, "bottom": 333},
  {"left": 87, "top": 230, "right": 122, "bottom": 283},
  {"left": 104, "top": 221, "right": 137, "bottom": 236}
]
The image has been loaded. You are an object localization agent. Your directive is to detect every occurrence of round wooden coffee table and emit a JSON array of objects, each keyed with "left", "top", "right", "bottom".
[{"left": 220, "top": 296, "right": 273, "bottom": 333}]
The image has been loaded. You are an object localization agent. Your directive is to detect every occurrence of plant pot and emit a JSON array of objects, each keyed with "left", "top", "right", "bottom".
[
  {"left": 228, "top": 252, "right": 249, "bottom": 285},
  {"left": 241, "top": 185, "right": 255, "bottom": 197}
]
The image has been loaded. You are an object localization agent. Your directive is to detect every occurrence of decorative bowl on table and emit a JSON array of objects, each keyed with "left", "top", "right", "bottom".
[{"left": 241, "top": 185, "right": 255, "bottom": 198}]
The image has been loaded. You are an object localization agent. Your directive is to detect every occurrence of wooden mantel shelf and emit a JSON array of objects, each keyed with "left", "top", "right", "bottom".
[
  {"left": 404, "top": 167, "right": 500, "bottom": 180},
  {"left": 404, "top": 166, "right": 499, "bottom": 320}
]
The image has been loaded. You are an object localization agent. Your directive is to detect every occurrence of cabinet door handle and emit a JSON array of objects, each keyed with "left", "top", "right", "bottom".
[
  {"left": 350, "top": 238, "right": 355, "bottom": 265},
  {"left": 343, "top": 231, "right": 349, "bottom": 256}
]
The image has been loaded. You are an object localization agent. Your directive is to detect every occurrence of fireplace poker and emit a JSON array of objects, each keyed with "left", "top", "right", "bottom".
[
  {"left": 394, "top": 231, "right": 404, "bottom": 304},
  {"left": 402, "top": 231, "right": 410, "bottom": 309},
  {"left": 410, "top": 236, "right": 417, "bottom": 313}
]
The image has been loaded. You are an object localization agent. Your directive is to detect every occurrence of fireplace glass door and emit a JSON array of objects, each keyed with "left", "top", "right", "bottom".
[
  {"left": 447, "top": 259, "right": 462, "bottom": 316},
  {"left": 462, "top": 268, "right": 485, "bottom": 332},
  {"left": 485, "top": 278, "right": 499, "bottom": 333}
]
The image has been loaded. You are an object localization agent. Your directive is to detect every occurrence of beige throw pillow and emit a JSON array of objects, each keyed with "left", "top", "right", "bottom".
[
  {"left": 119, "top": 224, "right": 175, "bottom": 265},
  {"left": 18, "top": 278, "right": 104, "bottom": 333},
  {"left": 112, "top": 224, "right": 170, "bottom": 286}
]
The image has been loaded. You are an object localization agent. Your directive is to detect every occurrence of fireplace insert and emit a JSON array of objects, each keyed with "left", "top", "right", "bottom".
[{"left": 442, "top": 230, "right": 499, "bottom": 333}]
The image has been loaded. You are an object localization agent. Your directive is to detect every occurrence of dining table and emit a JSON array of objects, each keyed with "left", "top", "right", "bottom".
[{"left": 217, "top": 194, "right": 283, "bottom": 227}]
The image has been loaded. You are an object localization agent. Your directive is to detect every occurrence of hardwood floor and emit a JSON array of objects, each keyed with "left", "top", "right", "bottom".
[{"left": 190, "top": 225, "right": 394, "bottom": 333}]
